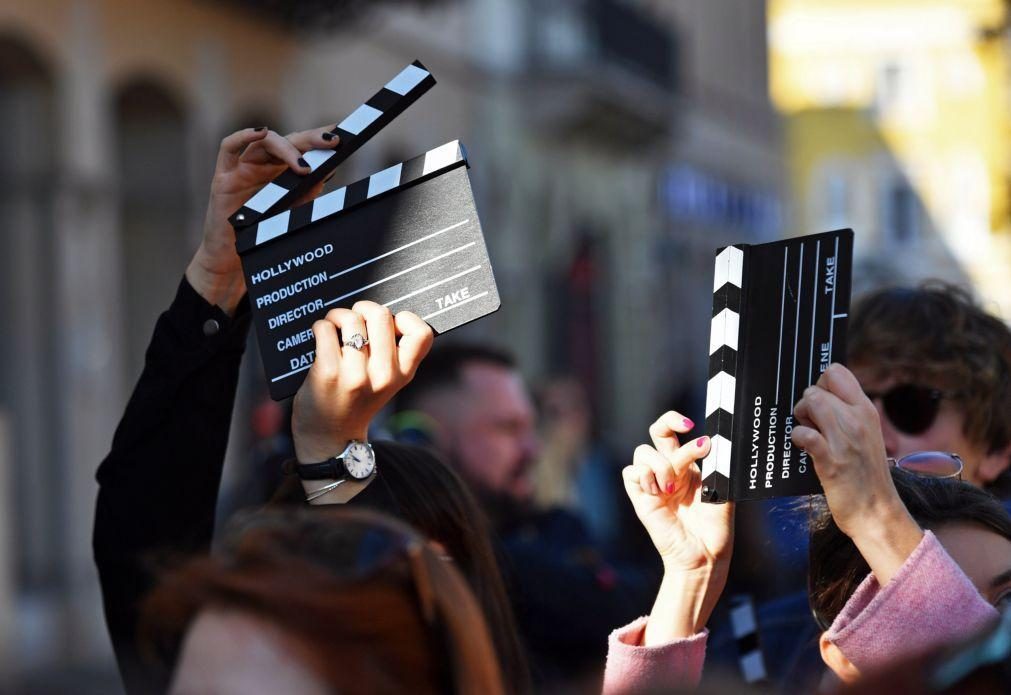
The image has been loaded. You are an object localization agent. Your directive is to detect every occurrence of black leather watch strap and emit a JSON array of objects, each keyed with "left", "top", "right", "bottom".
[{"left": 296, "top": 456, "right": 348, "bottom": 481}]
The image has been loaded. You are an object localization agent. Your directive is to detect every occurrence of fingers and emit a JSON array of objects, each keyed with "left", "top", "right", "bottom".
[
  {"left": 308, "top": 319, "right": 340, "bottom": 385},
  {"left": 648, "top": 410, "right": 695, "bottom": 462},
  {"left": 242, "top": 130, "right": 312, "bottom": 173},
  {"left": 633, "top": 444, "right": 672, "bottom": 495},
  {"left": 354, "top": 301, "right": 396, "bottom": 385},
  {"left": 393, "top": 311, "right": 434, "bottom": 379},
  {"left": 216, "top": 127, "right": 268, "bottom": 171},
  {"left": 790, "top": 425, "right": 830, "bottom": 469},
  {"left": 325, "top": 308, "right": 368, "bottom": 379},
  {"left": 818, "top": 363, "right": 866, "bottom": 407},
  {"left": 285, "top": 125, "right": 341, "bottom": 154},
  {"left": 794, "top": 384, "right": 847, "bottom": 433}
]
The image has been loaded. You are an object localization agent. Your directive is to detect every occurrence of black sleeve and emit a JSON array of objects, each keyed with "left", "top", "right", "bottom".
[{"left": 93, "top": 278, "right": 251, "bottom": 694}]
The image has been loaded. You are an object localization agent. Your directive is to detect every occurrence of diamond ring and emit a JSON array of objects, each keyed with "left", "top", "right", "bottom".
[{"left": 342, "top": 333, "right": 369, "bottom": 351}]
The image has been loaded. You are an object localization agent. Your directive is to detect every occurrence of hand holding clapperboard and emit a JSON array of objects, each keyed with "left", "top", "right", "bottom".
[{"left": 231, "top": 61, "right": 500, "bottom": 400}]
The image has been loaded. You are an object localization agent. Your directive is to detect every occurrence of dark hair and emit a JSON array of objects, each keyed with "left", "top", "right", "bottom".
[
  {"left": 848, "top": 282, "right": 1011, "bottom": 455},
  {"left": 272, "top": 441, "right": 530, "bottom": 692},
  {"left": 395, "top": 342, "right": 516, "bottom": 412},
  {"left": 142, "top": 508, "right": 504, "bottom": 695},
  {"left": 809, "top": 468, "right": 1011, "bottom": 629}
]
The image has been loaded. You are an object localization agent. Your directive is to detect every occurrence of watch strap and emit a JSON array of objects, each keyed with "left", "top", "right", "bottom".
[{"left": 296, "top": 456, "right": 348, "bottom": 481}]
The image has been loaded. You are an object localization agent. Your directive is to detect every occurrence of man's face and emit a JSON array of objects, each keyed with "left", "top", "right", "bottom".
[
  {"left": 850, "top": 364, "right": 994, "bottom": 486},
  {"left": 432, "top": 362, "right": 540, "bottom": 502}
]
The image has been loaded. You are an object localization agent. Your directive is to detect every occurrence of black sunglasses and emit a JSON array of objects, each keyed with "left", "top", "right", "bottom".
[{"left": 863, "top": 384, "right": 951, "bottom": 435}]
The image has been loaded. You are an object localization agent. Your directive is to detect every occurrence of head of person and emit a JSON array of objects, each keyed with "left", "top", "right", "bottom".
[
  {"left": 809, "top": 468, "right": 1011, "bottom": 682},
  {"left": 272, "top": 442, "right": 529, "bottom": 692},
  {"left": 143, "top": 508, "right": 504, "bottom": 695},
  {"left": 847, "top": 283, "right": 1011, "bottom": 488},
  {"left": 394, "top": 343, "right": 541, "bottom": 503}
]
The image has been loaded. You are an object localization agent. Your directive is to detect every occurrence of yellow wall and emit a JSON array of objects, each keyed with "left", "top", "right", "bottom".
[{"left": 770, "top": 0, "right": 1011, "bottom": 313}]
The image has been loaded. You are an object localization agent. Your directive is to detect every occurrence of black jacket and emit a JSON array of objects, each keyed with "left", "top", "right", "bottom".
[{"left": 93, "top": 278, "right": 251, "bottom": 694}]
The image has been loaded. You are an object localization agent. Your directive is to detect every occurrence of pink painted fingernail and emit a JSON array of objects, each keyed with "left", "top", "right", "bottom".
[
  {"left": 696, "top": 436, "right": 707, "bottom": 447},
  {"left": 683, "top": 417, "right": 695, "bottom": 429},
  {"left": 665, "top": 482, "right": 675, "bottom": 494}
]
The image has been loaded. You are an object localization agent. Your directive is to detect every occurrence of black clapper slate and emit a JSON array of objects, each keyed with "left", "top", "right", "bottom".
[
  {"left": 238, "top": 141, "right": 500, "bottom": 400},
  {"left": 700, "top": 229, "right": 854, "bottom": 502}
]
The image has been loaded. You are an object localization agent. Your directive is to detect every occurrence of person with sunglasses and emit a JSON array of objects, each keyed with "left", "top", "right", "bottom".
[
  {"left": 602, "top": 364, "right": 1007, "bottom": 691},
  {"left": 847, "top": 283, "right": 1011, "bottom": 494}
]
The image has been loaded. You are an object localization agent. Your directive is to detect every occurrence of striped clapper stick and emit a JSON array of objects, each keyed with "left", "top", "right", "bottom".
[
  {"left": 229, "top": 60, "right": 436, "bottom": 230},
  {"left": 701, "top": 229, "right": 854, "bottom": 502},
  {"left": 729, "top": 595, "right": 768, "bottom": 685},
  {"left": 700, "top": 245, "right": 742, "bottom": 503},
  {"left": 238, "top": 141, "right": 500, "bottom": 400}
]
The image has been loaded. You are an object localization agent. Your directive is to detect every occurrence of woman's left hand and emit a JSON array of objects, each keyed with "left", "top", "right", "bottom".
[
  {"left": 291, "top": 301, "right": 434, "bottom": 464},
  {"left": 792, "top": 363, "right": 923, "bottom": 585}
]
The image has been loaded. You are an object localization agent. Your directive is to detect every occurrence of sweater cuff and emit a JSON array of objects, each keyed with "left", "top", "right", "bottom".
[
  {"left": 825, "top": 530, "right": 999, "bottom": 673},
  {"left": 149, "top": 276, "right": 251, "bottom": 360},
  {"left": 603, "top": 616, "right": 707, "bottom": 694}
]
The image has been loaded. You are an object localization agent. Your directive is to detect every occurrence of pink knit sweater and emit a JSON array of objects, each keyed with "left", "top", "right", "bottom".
[{"left": 602, "top": 531, "right": 998, "bottom": 693}]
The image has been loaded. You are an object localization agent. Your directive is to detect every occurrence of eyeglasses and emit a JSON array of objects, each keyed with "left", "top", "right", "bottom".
[
  {"left": 864, "top": 384, "right": 952, "bottom": 436},
  {"left": 809, "top": 451, "right": 964, "bottom": 631},
  {"left": 889, "top": 450, "right": 963, "bottom": 480}
]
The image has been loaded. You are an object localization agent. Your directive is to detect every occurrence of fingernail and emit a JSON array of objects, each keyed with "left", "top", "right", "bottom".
[
  {"left": 696, "top": 436, "right": 707, "bottom": 447},
  {"left": 650, "top": 481, "right": 660, "bottom": 496},
  {"left": 665, "top": 482, "right": 675, "bottom": 494},
  {"left": 254, "top": 126, "right": 267, "bottom": 132},
  {"left": 683, "top": 417, "right": 694, "bottom": 430},
  {"left": 297, "top": 157, "right": 310, "bottom": 169},
  {"left": 322, "top": 132, "right": 335, "bottom": 142}
]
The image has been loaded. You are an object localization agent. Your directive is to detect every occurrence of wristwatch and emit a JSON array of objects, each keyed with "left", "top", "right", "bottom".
[{"left": 296, "top": 440, "right": 376, "bottom": 481}]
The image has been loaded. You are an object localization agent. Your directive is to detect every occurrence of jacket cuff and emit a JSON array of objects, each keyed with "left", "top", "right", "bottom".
[
  {"left": 825, "top": 530, "right": 999, "bottom": 673},
  {"left": 149, "top": 276, "right": 251, "bottom": 360},
  {"left": 603, "top": 616, "right": 707, "bottom": 693}
]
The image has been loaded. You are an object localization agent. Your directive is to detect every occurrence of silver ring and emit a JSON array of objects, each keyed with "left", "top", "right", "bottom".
[{"left": 343, "top": 333, "right": 369, "bottom": 351}]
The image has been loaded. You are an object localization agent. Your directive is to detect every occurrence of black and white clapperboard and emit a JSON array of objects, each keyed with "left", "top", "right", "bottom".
[
  {"left": 232, "top": 61, "right": 500, "bottom": 400},
  {"left": 700, "top": 229, "right": 854, "bottom": 503}
]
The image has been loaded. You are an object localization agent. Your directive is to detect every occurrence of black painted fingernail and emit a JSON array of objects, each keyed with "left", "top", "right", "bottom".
[
  {"left": 254, "top": 126, "right": 267, "bottom": 132},
  {"left": 297, "top": 157, "right": 309, "bottom": 168},
  {"left": 322, "top": 132, "right": 335, "bottom": 142}
]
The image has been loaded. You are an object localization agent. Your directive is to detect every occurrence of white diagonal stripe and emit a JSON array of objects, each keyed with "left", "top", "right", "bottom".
[
  {"left": 255, "top": 210, "right": 291, "bottom": 245},
  {"left": 705, "top": 371, "right": 736, "bottom": 417},
  {"left": 311, "top": 187, "right": 346, "bottom": 222},
  {"left": 302, "top": 148, "right": 335, "bottom": 171},
  {"left": 339, "top": 104, "right": 382, "bottom": 135},
  {"left": 385, "top": 64, "right": 429, "bottom": 95},
  {"left": 423, "top": 141, "right": 461, "bottom": 175},
  {"left": 367, "top": 163, "right": 403, "bottom": 198},
  {"left": 709, "top": 307, "right": 740, "bottom": 355},
  {"left": 713, "top": 245, "right": 744, "bottom": 291},
  {"left": 244, "top": 182, "right": 287, "bottom": 213},
  {"left": 701, "top": 434, "right": 732, "bottom": 479}
]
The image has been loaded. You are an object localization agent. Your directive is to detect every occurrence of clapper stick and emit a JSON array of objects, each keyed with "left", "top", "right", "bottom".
[{"left": 228, "top": 60, "right": 436, "bottom": 230}]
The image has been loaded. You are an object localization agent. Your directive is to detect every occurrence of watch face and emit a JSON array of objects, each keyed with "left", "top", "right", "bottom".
[{"left": 344, "top": 442, "right": 375, "bottom": 480}]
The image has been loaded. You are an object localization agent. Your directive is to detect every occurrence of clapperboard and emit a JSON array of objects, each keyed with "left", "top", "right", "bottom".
[
  {"left": 700, "top": 229, "right": 854, "bottom": 503},
  {"left": 232, "top": 61, "right": 500, "bottom": 400}
]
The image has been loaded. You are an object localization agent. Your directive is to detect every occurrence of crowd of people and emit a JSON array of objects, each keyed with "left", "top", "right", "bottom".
[{"left": 92, "top": 124, "right": 1011, "bottom": 693}]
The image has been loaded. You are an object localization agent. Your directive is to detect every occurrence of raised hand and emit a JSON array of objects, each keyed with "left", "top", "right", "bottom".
[
  {"left": 291, "top": 301, "right": 434, "bottom": 465},
  {"left": 792, "top": 363, "right": 923, "bottom": 585},
  {"left": 185, "top": 126, "right": 340, "bottom": 314},
  {"left": 622, "top": 412, "right": 735, "bottom": 643}
]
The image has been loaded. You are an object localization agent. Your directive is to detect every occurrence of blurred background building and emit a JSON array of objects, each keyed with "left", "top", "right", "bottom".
[{"left": 0, "top": 0, "right": 1006, "bottom": 690}]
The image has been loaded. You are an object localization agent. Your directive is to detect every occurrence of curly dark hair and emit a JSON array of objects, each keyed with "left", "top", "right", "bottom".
[{"left": 847, "top": 282, "right": 1011, "bottom": 455}]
